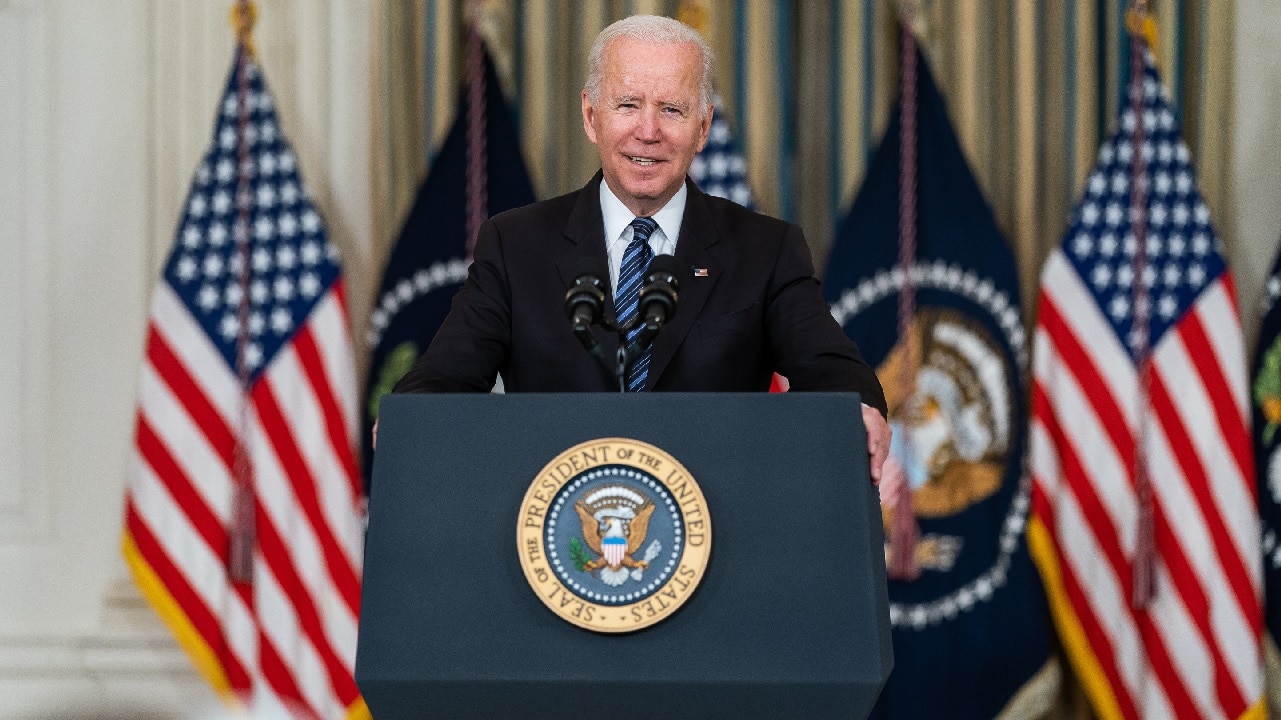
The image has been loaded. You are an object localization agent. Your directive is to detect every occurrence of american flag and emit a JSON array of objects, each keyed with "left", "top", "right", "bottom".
[
  {"left": 689, "top": 94, "right": 754, "bottom": 210},
  {"left": 121, "top": 47, "right": 367, "bottom": 719},
  {"left": 1028, "top": 46, "right": 1263, "bottom": 720}
]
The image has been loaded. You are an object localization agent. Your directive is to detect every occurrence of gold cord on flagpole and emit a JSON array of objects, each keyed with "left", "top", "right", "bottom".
[
  {"left": 464, "top": 0, "right": 488, "bottom": 258},
  {"left": 227, "top": 0, "right": 258, "bottom": 585},
  {"left": 1125, "top": 0, "right": 1158, "bottom": 610},
  {"left": 886, "top": 3, "right": 923, "bottom": 583},
  {"left": 230, "top": 0, "right": 258, "bottom": 58}
]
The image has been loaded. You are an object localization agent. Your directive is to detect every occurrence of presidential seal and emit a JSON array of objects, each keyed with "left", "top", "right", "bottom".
[{"left": 517, "top": 438, "right": 711, "bottom": 632}]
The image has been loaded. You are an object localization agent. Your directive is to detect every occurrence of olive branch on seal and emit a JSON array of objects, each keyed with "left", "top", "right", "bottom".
[{"left": 568, "top": 537, "right": 593, "bottom": 572}]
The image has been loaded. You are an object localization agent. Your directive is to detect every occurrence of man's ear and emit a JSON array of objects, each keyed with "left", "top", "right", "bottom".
[
  {"left": 695, "top": 103, "right": 713, "bottom": 152},
  {"left": 582, "top": 90, "right": 599, "bottom": 145}
]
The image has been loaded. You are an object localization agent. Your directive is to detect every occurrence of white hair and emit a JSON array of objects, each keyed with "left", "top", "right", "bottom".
[{"left": 584, "top": 15, "right": 714, "bottom": 115}]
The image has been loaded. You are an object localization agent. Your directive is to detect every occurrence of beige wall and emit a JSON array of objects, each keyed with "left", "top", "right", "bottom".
[
  {"left": 0, "top": 1, "right": 1278, "bottom": 717},
  {"left": 0, "top": 1, "right": 373, "bottom": 717},
  {"left": 1233, "top": 0, "right": 1281, "bottom": 344}
]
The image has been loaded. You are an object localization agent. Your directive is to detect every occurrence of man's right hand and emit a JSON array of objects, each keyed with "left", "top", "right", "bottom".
[{"left": 863, "top": 404, "right": 891, "bottom": 486}]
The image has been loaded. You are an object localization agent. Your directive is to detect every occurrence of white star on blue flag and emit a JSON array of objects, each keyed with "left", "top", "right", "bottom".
[
  {"left": 1061, "top": 52, "right": 1225, "bottom": 356},
  {"left": 689, "top": 94, "right": 755, "bottom": 210},
  {"left": 163, "top": 55, "right": 341, "bottom": 383}
]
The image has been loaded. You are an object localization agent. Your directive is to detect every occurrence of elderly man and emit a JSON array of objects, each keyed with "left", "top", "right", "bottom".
[{"left": 392, "top": 14, "right": 890, "bottom": 480}]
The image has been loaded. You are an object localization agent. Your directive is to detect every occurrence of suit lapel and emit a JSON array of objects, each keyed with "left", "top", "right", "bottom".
[
  {"left": 554, "top": 172, "right": 622, "bottom": 364},
  {"left": 556, "top": 171, "right": 612, "bottom": 303},
  {"left": 645, "top": 180, "right": 722, "bottom": 389}
]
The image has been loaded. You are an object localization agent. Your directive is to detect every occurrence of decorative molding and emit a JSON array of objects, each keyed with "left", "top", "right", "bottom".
[
  {"left": 0, "top": 579, "right": 210, "bottom": 718},
  {"left": 0, "top": 634, "right": 210, "bottom": 719},
  {"left": 0, "top": 0, "right": 54, "bottom": 540},
  {"left": 0, "top": 634, "right": 189, "bottom": 676}
]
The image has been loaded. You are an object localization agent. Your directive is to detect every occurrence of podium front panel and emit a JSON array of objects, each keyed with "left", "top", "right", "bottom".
[{"left": 357, "top": 393, "right": 892, "bottom": 719}]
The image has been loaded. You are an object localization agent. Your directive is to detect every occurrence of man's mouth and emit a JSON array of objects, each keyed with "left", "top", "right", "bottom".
[{"left": 628, "top": 156, "right": 659, "bottom": 166}]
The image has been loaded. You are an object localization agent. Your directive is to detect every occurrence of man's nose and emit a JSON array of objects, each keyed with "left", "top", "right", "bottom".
[{"left": 634, "top": 107, "right": 662, "bottom": 142}]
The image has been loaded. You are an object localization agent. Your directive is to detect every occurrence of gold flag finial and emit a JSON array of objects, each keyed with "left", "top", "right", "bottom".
[
  {"left": 230, "top": 1, "right": 258, "bottom": 58},
  {"left": 1126, "top": 2, "right": 1159, "bottom": 56},
  {"left": 677, "top": 0, "right": 708, "bottom": 35}
]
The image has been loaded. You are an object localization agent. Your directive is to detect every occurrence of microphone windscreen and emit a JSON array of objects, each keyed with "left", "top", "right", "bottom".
[{"left": 564, "top": 257, "right": 609, "bottom": 322}]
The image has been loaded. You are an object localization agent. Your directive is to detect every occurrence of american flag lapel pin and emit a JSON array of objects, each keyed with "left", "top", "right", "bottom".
[{"left": 693, "top": 267, "right": 709, "bottom": 278}]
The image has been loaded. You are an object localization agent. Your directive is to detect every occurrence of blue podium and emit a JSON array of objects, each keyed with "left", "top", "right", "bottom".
[{"left": 356, "top": 393, "right": 891, "bottom": 719}]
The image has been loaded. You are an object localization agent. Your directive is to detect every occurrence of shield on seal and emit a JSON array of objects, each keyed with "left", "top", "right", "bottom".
[{"left": 602, "top": 536, "right": 626, "bottom": 567}]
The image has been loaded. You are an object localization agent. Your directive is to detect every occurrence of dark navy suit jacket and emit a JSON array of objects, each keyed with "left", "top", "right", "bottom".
[{"left": 393, "top": 173, "right": 887, "bottom": 416}]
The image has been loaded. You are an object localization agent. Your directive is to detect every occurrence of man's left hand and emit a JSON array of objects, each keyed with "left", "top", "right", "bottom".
[{"left": 863, "top": 404, "right": 891, "bottom": 486}]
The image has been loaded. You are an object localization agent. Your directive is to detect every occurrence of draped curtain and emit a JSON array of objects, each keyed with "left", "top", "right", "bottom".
[{"left": 375, "top": 0, "right": 1234, "bottom": 321}]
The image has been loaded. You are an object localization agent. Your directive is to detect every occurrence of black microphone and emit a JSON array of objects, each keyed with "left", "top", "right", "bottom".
[
  {"left": 563, "top": 263, "right": 616, "bottom": 387},
  {"left": 623, "top": 255, "right": 681, "bottom": 364},
  {"left": 638, "top": 254, "right": 681, "bottom": 330},
  {"left": 564, "top": 268, "right": 607, "bottom": 333}
]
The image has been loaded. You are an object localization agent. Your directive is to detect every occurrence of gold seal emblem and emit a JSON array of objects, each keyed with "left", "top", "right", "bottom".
[{"left": 517, "top": 437, "right": 711, "bottom": 632}]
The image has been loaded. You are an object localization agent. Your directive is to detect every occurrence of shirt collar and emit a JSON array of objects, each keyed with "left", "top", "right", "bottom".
[{"left": 599, "top": 178, "right": 687, "bottom": 245}]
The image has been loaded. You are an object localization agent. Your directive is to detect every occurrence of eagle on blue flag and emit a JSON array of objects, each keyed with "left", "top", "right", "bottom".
[{"left": 823, "top": 46, "right": 1054, "bottom": 719}]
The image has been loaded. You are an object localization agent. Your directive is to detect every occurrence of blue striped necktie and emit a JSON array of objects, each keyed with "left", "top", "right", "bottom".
[{"left": 617, "top": 217, "right": 657, "bottom": 392}]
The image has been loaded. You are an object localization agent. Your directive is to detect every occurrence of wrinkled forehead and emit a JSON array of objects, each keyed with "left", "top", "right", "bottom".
[{"left": 601, "top": 36, "right": 703, "bottom": 77}]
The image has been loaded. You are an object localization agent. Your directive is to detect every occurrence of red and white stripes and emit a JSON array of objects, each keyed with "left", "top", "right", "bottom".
[
  {"left": 1030, "top": 251, "right": 1262, "bottom": 720},
  {"left": 124, "top": 282, "right": 366, "bottom": 719}
]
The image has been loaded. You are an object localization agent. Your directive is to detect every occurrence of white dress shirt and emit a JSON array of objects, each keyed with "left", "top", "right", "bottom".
[{"left": 599, "top": 180, "right": 685, "bottom": 294}]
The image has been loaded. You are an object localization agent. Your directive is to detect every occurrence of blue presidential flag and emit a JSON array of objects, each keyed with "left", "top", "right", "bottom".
[
  {"left": 1252, "top": 238, "right": 1281, "bottom": 652},
  {"left": 823, "top": 48, "right": 1054, "bottom": 719},
  {"left": 362, "top": 45, "right": 535, "bottom": 484}
]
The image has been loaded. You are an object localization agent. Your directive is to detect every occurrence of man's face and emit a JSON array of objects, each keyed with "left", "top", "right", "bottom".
[{"left": 582, "top": 36, "right": 713, "bottom": 218}]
